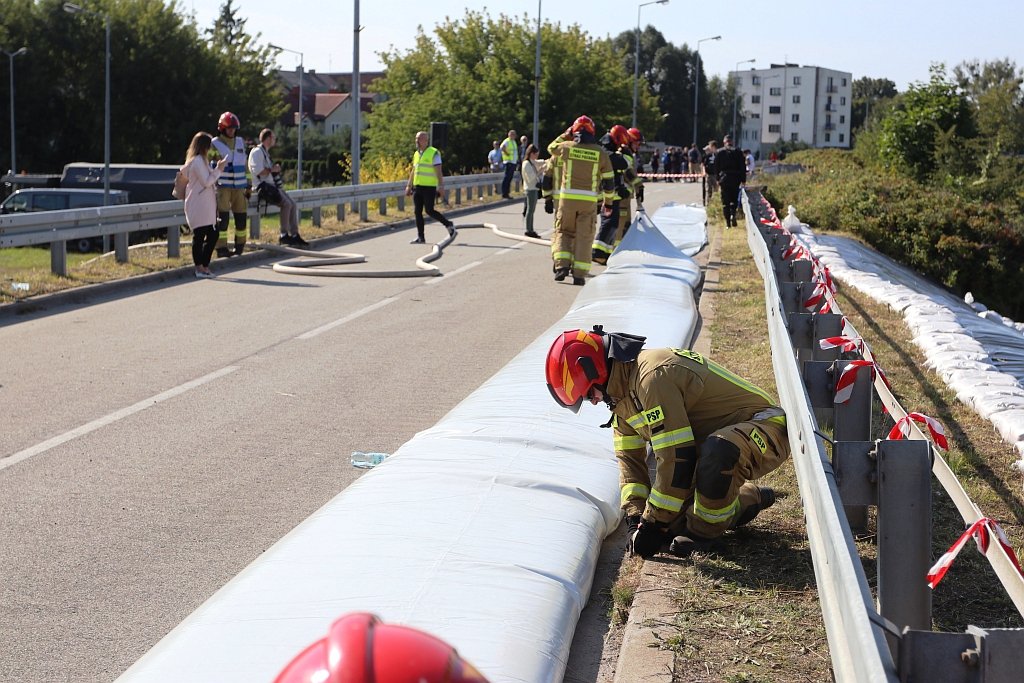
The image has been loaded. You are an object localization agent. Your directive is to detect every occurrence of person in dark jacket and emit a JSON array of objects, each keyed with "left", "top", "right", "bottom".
[{"left": 715, "top": 135, "right": 747, "bottom": 227}]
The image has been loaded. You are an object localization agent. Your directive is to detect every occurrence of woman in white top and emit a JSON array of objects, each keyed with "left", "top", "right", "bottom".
[
  {"left": 520, "top": 144, "right": 542, "bottom": 239},
  {"left": 182, "top": 132, "right": 229, "bottom": 277}
]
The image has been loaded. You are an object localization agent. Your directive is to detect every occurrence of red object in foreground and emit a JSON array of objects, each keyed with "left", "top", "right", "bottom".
[{"left": 274, "top": 613, "right": 490, "bottom": 683}]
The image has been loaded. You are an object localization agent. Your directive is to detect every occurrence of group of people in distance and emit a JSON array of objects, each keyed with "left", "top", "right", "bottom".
[{"left": 179, "top": 112, "right": 307, "bottom": 278}]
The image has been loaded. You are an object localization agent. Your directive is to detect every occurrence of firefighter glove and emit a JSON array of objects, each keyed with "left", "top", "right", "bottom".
[
  {"left": 544, "top": 196, "right": 554, "bottom": 214},
  {"left": 630, "top": 520, "right": 670, "bottom": 559}
]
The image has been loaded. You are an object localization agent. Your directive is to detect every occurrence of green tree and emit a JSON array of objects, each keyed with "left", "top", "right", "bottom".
[
  {"left": 877, "top": 65, "right": 975, "bottom": 181},
  {"left": 851, "top": 76, "right": 897, "bottom": 132},
  {"left": 365, "top": 11, "right": 658, "bottom": 173}
]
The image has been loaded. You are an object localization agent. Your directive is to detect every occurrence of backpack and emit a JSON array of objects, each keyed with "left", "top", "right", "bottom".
[{"left": 171, "top": 168, "right": 188, "bottom": 199}]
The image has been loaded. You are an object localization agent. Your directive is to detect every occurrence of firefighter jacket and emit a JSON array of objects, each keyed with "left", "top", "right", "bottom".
[
  {"left": 606, "top": 347, "right": 780, "bottom": 524},
  {"left": 212, "top": 134, "right": 248, "bottom": 189},
  {"left": 621, "top": 150, "right": 642, "bottom": 200},
  {"left": 547, "top": 139, "right": 615, "bottom": 204},
  {"left": 715, "top": 146, "right": 747, "bottom": 184}
]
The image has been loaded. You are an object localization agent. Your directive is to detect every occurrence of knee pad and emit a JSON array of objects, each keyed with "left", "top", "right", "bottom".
[
  {"left": 696, "top": 436, "right": 740, "bottom": 500},
  {"left": 234, "top": 212, "right": 247, "bottom": 230}
]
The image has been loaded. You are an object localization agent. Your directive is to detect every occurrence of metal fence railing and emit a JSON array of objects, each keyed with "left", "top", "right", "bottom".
[{"left": 0, "top": 172, "right": 509, "bottom": 276}]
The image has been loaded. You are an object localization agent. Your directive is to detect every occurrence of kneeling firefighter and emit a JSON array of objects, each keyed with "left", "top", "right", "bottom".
[{"left": 545, "top": 326, "right": 790, "bottom": 557}]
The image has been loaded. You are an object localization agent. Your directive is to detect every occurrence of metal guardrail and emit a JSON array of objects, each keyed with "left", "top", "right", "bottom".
[{"left": 0, "top": 172, "right": 509, "bottom": 276}]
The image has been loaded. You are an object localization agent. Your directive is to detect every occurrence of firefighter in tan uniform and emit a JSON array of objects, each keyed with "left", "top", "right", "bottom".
[
  {"left": 545, "top": 326, "right": 790, "bottom": 558},
  {"left": 592, "top": 125, "right": 641, "bottom": 265},
  {"left": 542, "top": 115, "right": 615, "bottom": 285}
]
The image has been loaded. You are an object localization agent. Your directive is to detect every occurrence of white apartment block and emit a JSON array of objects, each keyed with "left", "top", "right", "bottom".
[{"left": 731, "top": 64, "right": 852, "bottom": 155}]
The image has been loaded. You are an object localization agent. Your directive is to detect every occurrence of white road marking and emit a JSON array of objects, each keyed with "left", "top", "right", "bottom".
[
  {"left": 296, "top": 297, "right": 399, "bottom": 340},
  {"left": 425, "top": 261, "right": 482, "bottom": 285},
  {"left": 0, "top": 366, "right": 240, "bottom": 472}
]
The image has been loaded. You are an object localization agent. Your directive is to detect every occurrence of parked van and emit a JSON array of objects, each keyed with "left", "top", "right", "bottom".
[{"left": 0, "top": 188, "right": 132, "bottom": 252}]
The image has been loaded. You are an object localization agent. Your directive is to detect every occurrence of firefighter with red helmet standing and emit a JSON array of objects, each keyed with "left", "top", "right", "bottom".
[
  {"left": 591, "top": 125, "right": 638, "bottom": 266},
  {"left": 542, "top": 116, "right": 615, "bottom": 285},
  {"left": 212, "top": 112, "right": 250, "bottom": 257},
  {"left": 545, "top": 326, "right": 789, "bottom": 557},
  {"left": 274, "top": 612, "right": 490, "bottom": 683}
]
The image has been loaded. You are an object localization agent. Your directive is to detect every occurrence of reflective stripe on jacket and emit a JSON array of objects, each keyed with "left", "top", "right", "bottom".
[
  {"left": 413, "top": 146, "right": 440, "bottom": 187},
  {"left": 606, "top": 347, "right": 781, "bottom": 524}
]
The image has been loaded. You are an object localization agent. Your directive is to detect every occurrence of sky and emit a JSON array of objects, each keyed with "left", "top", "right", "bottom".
[{"left": 183, "top": 0, "right": 1021, "bottom": 90}]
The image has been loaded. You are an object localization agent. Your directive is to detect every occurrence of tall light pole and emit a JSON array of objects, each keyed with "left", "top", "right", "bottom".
[
  {"left": 731, "top": 58, "right": 755, "bottom": 142},
  {"left": 532, "top": 0, "right": 541, "bottom": 148},
  {"left": 632, "top": 0, "right": 668, "bottom": 129},
  {"left": 269, "top": 44, "right": 304, "bottom": 189},
  {"left": 64, "top": 3, "right": 110, "bottom": 206},
  {"left": 352, "top": 0, "right": 362, "bottom": 186},
  {"left": 3, "top": 47, "right": 28, "bottom": 176},
  {"left": 691, "top": 35, "right": 720, "bottom": 146}
]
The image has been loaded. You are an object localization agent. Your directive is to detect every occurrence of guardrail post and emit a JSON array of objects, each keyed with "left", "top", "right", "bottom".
[
  {"left": 378, "top": 198, "right": 387, "bottom": 216},
  {"left": 313, "top": 206, "right": 322, "bottom": 227},
  {"left": 455, "top": 188, "right": 461, "bottom": 205},
  {"left": 899, "top": 627, "right": 1024, "bottom": 682},
  {"left": 50, "top": 241, "right": 68, "bottom": 277},
  {"left": 876, "top": 439, "right": 932, "bottom": 658},
  {"left": 114, "top": 233, "right": 129, "bottom": 263},
  {"left": 832, "top": 359, "right": 873, "bottom": 532},
  {"left": 359, "top": 201, "right": 368, "bottom": 222},
  {"left": 167, "top": 225, "right": 180, "bottom": 259},
  {"left": 397, "top": 195, "right": 405, "bottom": 212},
  {"left": 250, "top": 214, "right": 261, "bottom": 240},
  {"left": 336, "top": 203, "right": 345, "bottom": 221}
]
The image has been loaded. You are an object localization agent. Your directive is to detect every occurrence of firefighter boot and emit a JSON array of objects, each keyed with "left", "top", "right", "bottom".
[
  {"left": 731, "top": 486, "right": 776, "bottom": 529},
  {"left": 554, "top": 267, "right": 570, "bottom": 282}
]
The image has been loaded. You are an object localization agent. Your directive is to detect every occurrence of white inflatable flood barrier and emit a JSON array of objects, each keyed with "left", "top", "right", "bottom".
[
  {"left": 115, "top": 208, "right": 707, "bottom": 683},
  {"left": 799, "top": 228, "right": 1024, "bottom": 465}
]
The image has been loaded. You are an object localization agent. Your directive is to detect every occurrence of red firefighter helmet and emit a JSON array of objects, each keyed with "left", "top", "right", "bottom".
[
  {"left": 274, "top": 613, "right": 490, "bottom": 683},
  {"left": 627, "top": 127, "right": 644, "bottom": 145},
  {"left": 217, "top": 111, "right": 240, "bottom": 133},
  {"left": 609, "top": 125, "right": 631, "bottom": 148},
  {"left": 545, "top": 329, "right": 608, "bottom": 413},
  {"left": 570, "top": 115, "right": 596, "bottom": 137}
]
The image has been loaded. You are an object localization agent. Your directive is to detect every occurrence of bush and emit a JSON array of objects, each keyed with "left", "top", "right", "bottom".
[{"left": 761, "top": 149, "right": 1024, "bottom": 318}]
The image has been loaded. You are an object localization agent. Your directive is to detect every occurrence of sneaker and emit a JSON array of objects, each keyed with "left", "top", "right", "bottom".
[
  {"left": 553, "top": 267, "right": 569, "bottom": 282},
  {"left": 410, "top": 237, "right": 425, "bottom": 244},
  {"left": 291, "top": 235, "right": 310, "bottom": 248},
  {"left": 731, "top": 487, "right": 776, "bottom": 529},
  {"left": 279, "top": 234, "right": 295, "bottom": 245},
  {"left": 524, "top": 231, "right": 541, "bottom": 239},
  {"left": 668, "top": 533, "right": 714, "bottom": 557},
  {"left": 195, "top": 270, "right": 215, "bottom": 279},
  {"left": 572, "top": 276, "right": 586, "bottom": 286},
  {"left": 501, "top": 194, "right": 511, "bottom": 199},
  {"left": 445, "top": 223, "right": 455, "bottom": 238}
]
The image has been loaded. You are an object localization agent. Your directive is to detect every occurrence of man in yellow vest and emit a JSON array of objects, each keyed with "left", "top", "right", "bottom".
[
  {"left": 543, "top": 115, "right": 615, "bottom": 285},
  {"left": 405, "top": 131, "right": 455, "bottom": 244},
  {"left": 499, "top": 129, "right": 518, "bottom": 199}
]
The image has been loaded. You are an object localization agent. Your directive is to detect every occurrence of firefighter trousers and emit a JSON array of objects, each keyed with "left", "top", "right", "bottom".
[{"left": 552, "top": 199, "right": 597, "bottom": 277}]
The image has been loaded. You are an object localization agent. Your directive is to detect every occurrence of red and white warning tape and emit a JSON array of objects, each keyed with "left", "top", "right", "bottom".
[
  {"left": 928, "top": 517, "right": 1024, "bottom": 589},
  {"left": 887, "top": 412, "right": 949, "bottom": 450},
  {"left": 637, "top": 173, "right": 705, "bottom": 180},
  {"left": 834, "top": 359, "right": 890, "bottom": 404},
  {"left": 819, "top": 335, "right": 864, "bottom": 354}
]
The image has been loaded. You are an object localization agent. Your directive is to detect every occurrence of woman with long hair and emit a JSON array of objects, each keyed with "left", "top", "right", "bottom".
[
  {"left": 183, "top": 132, "right": 229, "bottom": 277},
  {"left": 520, "top": 144, "right": 542, "bottom": 239}
]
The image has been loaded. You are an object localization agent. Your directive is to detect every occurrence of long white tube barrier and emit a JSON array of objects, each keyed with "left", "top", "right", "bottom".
[{"left": 115, "top": 209, "right": 706, "bottom": 683}]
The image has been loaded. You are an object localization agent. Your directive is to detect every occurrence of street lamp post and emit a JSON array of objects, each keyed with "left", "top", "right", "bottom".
[
  {"left": 532, "top": 0, "right": 541, "bottom": 148},
  {"left": 63, "top": 3, "right": 110, "bottom": 207},
  {"left": 352, "top": 0, "right": 362, "bottom": 187},
  {"left": 3, "top": 47, "right": 28, "bottom": 176},
  {"left": 691, "top": 35, "right": 720, "bottom": 145},
  {"left": 632, "top": 0, "right": 668, "bottom": 130},
  {"left": 731, "top": 58, "right": 755, "bottom": 142},
  {"left": 269, "top": 44, "right": 304, "bottom": 189}
]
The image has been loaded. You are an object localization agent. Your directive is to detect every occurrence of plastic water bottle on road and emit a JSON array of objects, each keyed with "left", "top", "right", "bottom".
[{"left": 350, "top": 451, "right": 389, "bottom": 469}]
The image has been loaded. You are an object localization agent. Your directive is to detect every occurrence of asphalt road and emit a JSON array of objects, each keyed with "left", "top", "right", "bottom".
[{"left": 0, "top": 182, "right": 690, "bottom": 682}]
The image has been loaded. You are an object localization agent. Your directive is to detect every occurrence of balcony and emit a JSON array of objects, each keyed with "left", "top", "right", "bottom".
[
  {"left": 826, "top": 85, "right": 838, "bottom": 94},
  {"left": 825, "top": 104, "right": 837, "bottom": 112},
  {"left": 824, "top": 123, "right": 836, "bottom": 131}
]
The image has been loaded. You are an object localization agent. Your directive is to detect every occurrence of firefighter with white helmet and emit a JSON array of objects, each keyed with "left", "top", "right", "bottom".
[
  {"left": 541, "top": 116, "right": 615, "bottom": 285},
  {"left": 545, "top": 326, "right": 789, "bottom": 557},
  {"left": 212, "top": 111, "right": 250, "bottom": 257},
  {"left": 274, "top": 612, "right": 490, "bottom": 683}
]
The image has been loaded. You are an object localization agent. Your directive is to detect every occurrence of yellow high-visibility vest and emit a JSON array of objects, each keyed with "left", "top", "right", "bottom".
[{"left": 413, "top": 146, "right": 440, "bottom": 187}]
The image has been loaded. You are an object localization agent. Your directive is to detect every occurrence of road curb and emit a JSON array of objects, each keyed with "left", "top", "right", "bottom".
[
  {"left": 611, "top": 219, "right": 722, "bottom": 682},
  {"left": 0, "top": 198, "right": 514, "bottom": 322}
]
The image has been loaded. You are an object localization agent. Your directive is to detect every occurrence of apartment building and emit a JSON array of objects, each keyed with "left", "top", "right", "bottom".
[{"left": 731, "top": 64, "right": 852, "bottom": 155}]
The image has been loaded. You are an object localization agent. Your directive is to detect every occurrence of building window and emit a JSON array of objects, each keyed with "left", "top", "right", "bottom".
[
  {"left": 769, "top": 87, "right": 781, "bottom": 96},
  {"left": 751, "top": 95, "right": 761, "bottom": 104},
  {"left": 769, "top": 106, "right": 781, "bottom": 114},
  {"left": 768, "top": 124, "right": 781, "bottom": 133},
  {"left": 839, "top": 133, "right": 845, "bottom": 143},
  {"left": 752, "top": 76, "right": 761, "bottom": 86},
  {"left": 793, "top": 76, "right": 801, "bottom": 85},
  {"left": 840, "top": 115, "right": 845, "bottom": 124},
  {"left": 842, "top": 77, "right": 847, "bottom": 86},
  {"left": 750, "top": 113, "right": 760, "bottom": 119},
  {"left": 791, "top": 132, "right": 799, "bottom": 142},
  {"left": 792, "top": 94, "right": 801, "bottom": 104},
  {"left": 791, "top": 113, "right": 800, "bottom": 122},
  {"left": 841, "top": 96, "right": 846, "bottom": 105},
  {"left": 825, "top": 133, "right": 831, "bottom": 142}
]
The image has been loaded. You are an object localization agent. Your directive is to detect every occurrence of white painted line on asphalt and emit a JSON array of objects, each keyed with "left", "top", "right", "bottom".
[
  {"left": 296, "top": 297, "right": 400, "bottom": 340},
  {"left": 424, "top": 261, "right": 482, "bottom": 285},
  {"left": 0, "top": 366, "right": 240, "bottom": 473}
]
